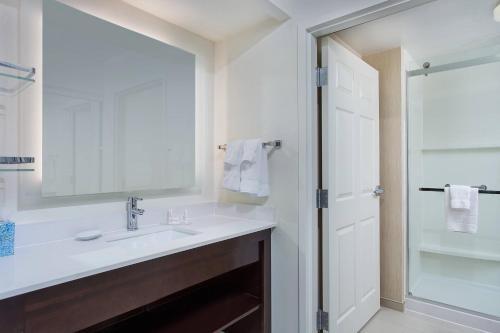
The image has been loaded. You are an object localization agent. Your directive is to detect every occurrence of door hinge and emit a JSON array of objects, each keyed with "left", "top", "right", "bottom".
[
  {"left": 317, "top": 309, "right": 329, "bottom": 331},
  {"left": 316, "top": 67, "right": 328, "bottom": 87},
  {"left": 316, "top": 189, "right": 328, "bottom": 209}
]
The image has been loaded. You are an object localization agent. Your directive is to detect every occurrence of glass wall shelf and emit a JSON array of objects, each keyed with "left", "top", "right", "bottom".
[
  {"left": 0, "top": 61, "right": 36, "bottom": 96},
  {"left": 0, "top": 157, "right": 35, "bottom": 172},
  {"left": 0, "top": 169, "right": 35, "bottom": 172},
  {"left": 0, "top": 157, "right": 35, "bottom": 164}
]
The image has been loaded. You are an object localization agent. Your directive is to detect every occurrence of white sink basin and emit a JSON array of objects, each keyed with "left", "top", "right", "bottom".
[
  {"left": 71, "top": 227, "right": 199, "bottom": 267},
  {"left": 106, "top": 227, "right": 198, "bottom": 247}
]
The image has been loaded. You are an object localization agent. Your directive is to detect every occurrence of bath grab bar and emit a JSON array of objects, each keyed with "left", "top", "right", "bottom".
[
  {"left": 419, "top": 184, "right": 500, "bottom": 194},
  {"left": 217, "top": 140, "right": 282, "bottom": 151}
]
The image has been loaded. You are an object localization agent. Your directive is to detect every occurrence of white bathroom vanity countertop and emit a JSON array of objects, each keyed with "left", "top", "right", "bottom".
[{"left": 0, "top": 205, "right": 276, "bottom": 300}]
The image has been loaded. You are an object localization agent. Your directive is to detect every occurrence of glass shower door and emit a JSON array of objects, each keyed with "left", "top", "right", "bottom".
[{"left": 407, "top": 57, "right": 500, "bottom": 318}]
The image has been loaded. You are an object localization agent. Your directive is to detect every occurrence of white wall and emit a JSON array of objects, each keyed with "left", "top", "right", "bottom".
[
  {"left": 212, "top": 1, "right": 397, "bottom": 331},
  {"left": 1, "top": 0, "right": 214, "bottom": 220},
  {"left": 214, "top": 20, "right": 299, "bottom": 332}
]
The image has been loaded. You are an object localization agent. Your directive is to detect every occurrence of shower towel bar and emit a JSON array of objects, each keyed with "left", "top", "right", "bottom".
[
  {"left": 217, "top": 140, "right": 282, "bottom": 151},
  {"left": 419, "top": 184, "right": 500, "bottom": 195}
]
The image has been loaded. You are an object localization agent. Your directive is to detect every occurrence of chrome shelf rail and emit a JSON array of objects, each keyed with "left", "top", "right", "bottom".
[
  {"left": 0, "top": 60, "right": 36, "bottom": 95},
  {"left": 0, "top": 157, "right": 35, "bottom": 164}
]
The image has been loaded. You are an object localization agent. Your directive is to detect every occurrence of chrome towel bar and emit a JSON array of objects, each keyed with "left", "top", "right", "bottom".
[
  {"left": 218, "top": 140, "right": 282, "bottom": 151},
  {"left": 419, "top": 184, "right": 500, "bottom": 195}
]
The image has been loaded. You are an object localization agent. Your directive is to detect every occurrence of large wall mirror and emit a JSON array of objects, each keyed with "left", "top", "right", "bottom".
[{"left": 42, "top": 1, "right": 196, "bottom": 198}]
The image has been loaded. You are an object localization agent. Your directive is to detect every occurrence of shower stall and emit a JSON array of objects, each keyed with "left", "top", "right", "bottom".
[{"left": 407, "top": 53, "right": 500, "bottom": 320}]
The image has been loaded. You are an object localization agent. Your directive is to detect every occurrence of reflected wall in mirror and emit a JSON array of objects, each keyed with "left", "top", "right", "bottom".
[{"left": 42, "top": 0, "right": 196, "bottom": 197}]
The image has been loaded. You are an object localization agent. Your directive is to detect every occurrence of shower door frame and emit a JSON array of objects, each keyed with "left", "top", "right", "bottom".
[{"left": 404, "top": 59, "right": 500, "bottom": 330}]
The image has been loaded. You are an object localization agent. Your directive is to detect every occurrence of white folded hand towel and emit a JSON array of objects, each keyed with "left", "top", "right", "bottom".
[
  {"left": 449, "top": 185, "right": 472, "bottom": 209},
  {"left": 445, "top": 187, "right": 479, "bottom": 234},
  {"left": 240, "top": 139, "right": 270, "bottom": 197},
  {"left": 223, "top": 140, "right": 243, "bottom": 191}
]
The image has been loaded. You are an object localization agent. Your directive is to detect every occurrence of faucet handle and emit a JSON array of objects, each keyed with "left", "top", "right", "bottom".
[{"left": 127, "top": 196, "right": 143, "bottom": 204}]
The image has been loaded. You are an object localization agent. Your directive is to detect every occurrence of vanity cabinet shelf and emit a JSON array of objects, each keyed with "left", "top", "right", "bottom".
[
  {"left": 100, "top": 286, "right": 261, "bottom": 333},
  {"left": 155, "top": 291, "right": 261, "bottom": 333}
]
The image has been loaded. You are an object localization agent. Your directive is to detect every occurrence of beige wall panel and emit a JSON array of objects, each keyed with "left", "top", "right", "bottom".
[{"left": 364, "top": 48, "right": 405, "bottom": 306}]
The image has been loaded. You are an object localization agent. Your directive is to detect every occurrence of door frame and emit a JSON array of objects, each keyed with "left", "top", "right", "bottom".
[{"left": 298, "top": 1, "right": 435, "bottom": 331}]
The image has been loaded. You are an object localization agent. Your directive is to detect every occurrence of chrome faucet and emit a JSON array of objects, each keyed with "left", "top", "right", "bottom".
[{"left": 126, "top": 196, "right": 144, "bottom": 231}]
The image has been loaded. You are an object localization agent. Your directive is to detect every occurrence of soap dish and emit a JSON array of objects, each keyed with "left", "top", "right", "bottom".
[{"left": 75, "top": 229, "right": 102, "bottom": 241}]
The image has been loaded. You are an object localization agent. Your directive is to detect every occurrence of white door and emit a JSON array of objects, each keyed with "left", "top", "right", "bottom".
[{"left": 321, "top": 37, "right": 380, "bottom": 332}]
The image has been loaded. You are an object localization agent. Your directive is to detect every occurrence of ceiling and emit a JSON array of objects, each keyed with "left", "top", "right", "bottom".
[
  {"left": 336, "top": 0, "right": 500, "bottom": 63},
  {"left": 121, "top": 0, "right": 289, "bottom": 42},
  {"left": 269, "top": 0, "right": 385, "bottom": 27}
]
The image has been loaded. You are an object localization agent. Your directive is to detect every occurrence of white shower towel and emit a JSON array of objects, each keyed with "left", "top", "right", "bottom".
[
  {"left": 240, "top": 139, "right": 270, "bottom": 197},
  {"left": 445, "top": 187, "right": 479, "bottom": 234},
  {"left": 449, "top": 185, "right": 472, "bottom": 209},
  {"left": 223, "top": 140, "right": 243, "bottom": 191}
]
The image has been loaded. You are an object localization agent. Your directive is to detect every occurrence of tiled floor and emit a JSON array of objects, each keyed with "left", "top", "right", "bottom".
[{"left": 360, "top": 307, "right": 483, "bottom": 333}]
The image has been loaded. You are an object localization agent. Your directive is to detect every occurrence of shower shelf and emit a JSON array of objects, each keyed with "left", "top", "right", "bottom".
[
  {"left": 420, "top": 143, "right": 500, "bottom": 151},
  {"left": 419, "top": 244, "right": 500, "bottom": 262}
]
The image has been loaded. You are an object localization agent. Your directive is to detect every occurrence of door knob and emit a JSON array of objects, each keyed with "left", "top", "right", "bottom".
[{"left": 373, "top": 185, "right": 385, "bottom": 196}]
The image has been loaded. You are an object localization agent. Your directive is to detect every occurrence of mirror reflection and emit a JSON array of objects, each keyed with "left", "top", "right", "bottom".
[{"left": 42, "top": 1, "right": 196, "bottom": 197}]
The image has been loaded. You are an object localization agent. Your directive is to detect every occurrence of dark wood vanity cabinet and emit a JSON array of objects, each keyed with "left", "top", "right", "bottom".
[{"left": 0, "top": 230, "right": 271, "bottom": 333}]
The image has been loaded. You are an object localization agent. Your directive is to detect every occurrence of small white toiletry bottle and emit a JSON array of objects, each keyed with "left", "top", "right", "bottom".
[
  {"left": 182, "top": 209, "right": 191, "bottom": 225},
  {"left": 166, "top": 208, "right": 179, "bottom": 225}
]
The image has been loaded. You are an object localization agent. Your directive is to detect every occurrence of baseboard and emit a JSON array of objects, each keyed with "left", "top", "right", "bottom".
[
  {"left": 381, "top": 297, "right": 405, "bottom": 312},
  {"left": 406, "top": 297, "right": 500, "bottom": 332}
]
